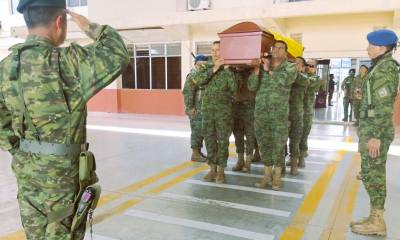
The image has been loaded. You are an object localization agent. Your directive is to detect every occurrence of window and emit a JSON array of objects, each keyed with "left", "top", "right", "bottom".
[
  {"left": 67, "top": 0, "right": 87, "bottom": 7},
  {"left": 10, "top": 0, "right": 20, "bottom": 14},
  {"left": 122, "top": 43, "right": 182, "bottom": 90},
  {"left": 195, "top": 42, "right": 212, "bottom": 56}
]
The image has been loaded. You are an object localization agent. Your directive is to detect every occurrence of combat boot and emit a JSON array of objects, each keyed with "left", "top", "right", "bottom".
[
  {"left": 203, "top": 164, "right": 217, "bottom": 182},
  {"left": 242, "top": 154, "right": 252, "bottom": 172},
  {"left": 232, "top": 153, "right": 244, "bottom": 171},
  {"left": 290, "top": 157, "right": 299, "bottom": 176},
  {"left": 191, "top": 149, "right": 207, "bottom": 162},
  {"left": 272, "top": 166, "right": 282, "bottom": 191},
  {"left": 252, "top": 150, "right": 261, "bottom": 162},
  {"left": 215, "top": 166, "right": 226, "bottom": 184},
  {"left": 255, "top": 166, "right": 273, "bottom": 188},
  {"left": 350, "top": 208, "right": 372, "bottom": 227},
  {"left": 298, "top": 154, "right": 305, "bottom": 168},
  {"left": 351, "top": 208, "right": 386, "bottom": 236}
]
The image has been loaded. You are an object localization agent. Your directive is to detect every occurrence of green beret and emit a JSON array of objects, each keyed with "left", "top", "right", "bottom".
[{"left": 17, "top": 0, "right": 66, "bottom": 13}]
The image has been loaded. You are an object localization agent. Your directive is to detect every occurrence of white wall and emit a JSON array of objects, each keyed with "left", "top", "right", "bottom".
[{"left": 286, "top": 12, "right": 395, "bottom": 58}]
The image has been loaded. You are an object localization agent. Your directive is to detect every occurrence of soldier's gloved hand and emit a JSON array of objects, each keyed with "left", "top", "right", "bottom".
[
  {"left": 68, "top": 10, "right": 90, "bottom": 32},
  {"left": 367, "top": 138, "right": 381, "bottom": 159}
]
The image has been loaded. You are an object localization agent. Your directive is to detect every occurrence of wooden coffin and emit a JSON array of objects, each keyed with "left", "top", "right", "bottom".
[{"left": 218, "top": 22, "right": 275, "bottom": 65}]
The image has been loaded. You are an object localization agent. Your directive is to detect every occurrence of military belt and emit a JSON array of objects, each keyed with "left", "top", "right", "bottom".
[{"left": 19, "top": 139, "right": 84, "bottom": 156}]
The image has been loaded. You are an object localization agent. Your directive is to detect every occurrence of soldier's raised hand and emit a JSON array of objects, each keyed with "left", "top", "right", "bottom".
[{"left": 68, "top": 10, "right": 90, "bottom": 32}]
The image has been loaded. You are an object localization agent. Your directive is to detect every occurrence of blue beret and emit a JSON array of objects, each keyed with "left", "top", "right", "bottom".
[
  {"left": 367, "top": 29, "right": 398, "bottom": 46},
  {"left": 195, "top": 55, "right": 208, "bottom": 63}
]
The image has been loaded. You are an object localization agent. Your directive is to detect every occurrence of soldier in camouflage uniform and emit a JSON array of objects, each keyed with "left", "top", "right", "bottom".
[
  {"left": 0, "top": 1, "right": 129, "bottom": 239},
  {"left": 248, "top": 41, "right": 297, "bottom": 191},
  {"left": 351, "top": 65, "right": 368, "bottom": 126},
  {"left": 232, "top": 67, "right": 256, "bottom": 172},
  {"left": 341, "top": 69, "right": 356, "bottom": 122},
  {"left": 299, "top": 59, "right": 321, "bottom": 168},
  {"left": 286, "top": 57, "right": 309, "bottom": 175},
  {"left": 351, "top": 29, "right": 399, "bottom": 237},
  {"left": 192, "top": 41, "right": 237, "bottom": 184},
  {"left": 182, "top": 55, "right": 208, "bottom": 162}
]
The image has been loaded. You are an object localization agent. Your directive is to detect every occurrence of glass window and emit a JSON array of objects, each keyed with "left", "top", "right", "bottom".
[
  {"left": 67, "top": 0, "right": 87, "bottom": 7},
  {"left": 123, "top": 43, "right": 181, "bottom": 90},
  {"left": 151, "top": 57, "right": 166, "bottom": 89},
  {"left": 136, "top": 45, "right": 150, "bottom": 57},
  {"left": 11, "top": 0, "right": 20, "bottom": 14},
  {"left": 167, "top": 43, "right": 181, "bottom": 56},
  {"left": 196, "top": 42, "right": 212, "bottom": 56},
  {"left": 151, "top": 44, "right": 165, "bottom": 57},
  {"left": 67, "top": 0, "right": 80, "bottom": 7},
  {"left": 122, "top": 59, "right": 135, "bottom": 89},
  {"left": 167, "top": 57, "right": 181, "bottom": 89},
  {"left": 136, "top": 58, "right": 150, "bottom": 89}
]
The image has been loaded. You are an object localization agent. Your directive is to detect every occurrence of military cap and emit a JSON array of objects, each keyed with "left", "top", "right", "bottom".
[
  {"left": 367, "top": 29, "right": 399, "bottom": 46},
  {"left": 17, "top": 0, "right": 66, "bottom": 13}
]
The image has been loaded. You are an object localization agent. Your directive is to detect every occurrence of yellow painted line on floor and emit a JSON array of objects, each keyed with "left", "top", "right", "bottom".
[
  {"left": 97, "top": 161, "right": 195, "bottom": 207},
  {"left": 93, "top": 164, "right": 208, "bottom": 225},
  {"left": 0, "top": 231, "right": 25, "bottom": 240},
  {"left": 0, "top": 161, "right": 195, "bottom": 240},
  {"left": 229, "top": 152, "right": 237, "bottom": 158},
  {"left": 145, "top": 164, "right": 209, "bottom": 194},
  {"left": 229, "top": 143, "right": 235, "bottom": 148},
  {"left": 280, "top": 137, "right": 352, "bottom": 240},
  {"left": 320, "top": 154, "right": 361, "bottom": 240}
]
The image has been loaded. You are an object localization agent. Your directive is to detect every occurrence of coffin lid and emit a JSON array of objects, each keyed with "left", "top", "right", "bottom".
[{"left": 219, "top": 22, "right": 267, "bottom": 34}]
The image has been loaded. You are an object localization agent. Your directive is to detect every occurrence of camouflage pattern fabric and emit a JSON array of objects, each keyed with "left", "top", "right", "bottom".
[
  {"left": 192, "top": 63, "right": 237, "bottom": 167},
  {"left": 248, "top": 61, "right": 297, "bottom": 167},
  {"left": 289, "top": 72, "right": 309, "bottom": 158},
  {"left": 0, "top": 23, "right": 129, "bottom": 240},
  {"left": 342, "top": 75, "right": 354, "bottom": 121},
  {"left": 358, "top": 53, "right": 399, "bottom": 209},
  {"left": 352, "top": 74, "right": 365, "bottom": 122},
  {"left": 182, "top": 69, "right": 205, "bottom": 149},
  {"left": 299, "top": 73, "right": 321, "bottom": 156},
  {"left": 232, "top": 69, "right": 256, "bottom": 155}
]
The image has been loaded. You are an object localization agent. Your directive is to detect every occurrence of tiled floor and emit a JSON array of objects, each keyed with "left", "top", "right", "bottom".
[{"left": 0, "top": 110, "right": 399, "bottom": 240}]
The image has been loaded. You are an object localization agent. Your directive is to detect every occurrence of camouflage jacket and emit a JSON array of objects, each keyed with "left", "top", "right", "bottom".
[
  {"left": 0, "top": 23, "right": 129, "bottom": 153},
  {"left": 359, "top": 53, "right": 400, "bottom": 140},
  {"left": 341, "top": 75, "right": 354, "bottom": 98},
  {"left": 233, "top": 69, "right": 255, "bottom": 103},
  {"left": 351, "top": 74, "right": 365, "bottom": 101},
  {"left": 191, "top": 62, "right": 237, "bottom": 111},
  {"left": 290, "top": 72, "right": 309, "bottom": 112},
  {"left": 303, "top": 73, "right": 321, "bottom": 114},
  {"left": 248, "top": 60, "right": 297, "bottom": 121},
  {"left": 182, "top": 68, "right": 205, "bottom": 115}
]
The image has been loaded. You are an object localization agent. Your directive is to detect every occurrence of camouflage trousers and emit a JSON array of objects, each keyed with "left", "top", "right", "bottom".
[
  {"left": 12, "top": 152, "right": 86, "bottom": 240},
  {"left": 343, "top": 97, "right": 352, "bottom": 121},
  {"left": 352, "top": 100, "right": 361, "bottom": 122},
  {"left": 299, "top": 113, "right": 313, "bottom": 156},
  {"left": 359, "top": 138, "right": 391, "bottom": 209},
  {"left": 255, "top": 118, "right": 288, "bottom": 167},
  {"left": 189, "top": 112, "right": 204, "bottom": 149},
  {"left": 202, "top": 108, "right": 233, "bottom": 167},
  {"left": 233, "top": 101, "right": 255, "bottom": 155},
  {"left": 289, "top": 109, "right": 304, "bottom": 159}
]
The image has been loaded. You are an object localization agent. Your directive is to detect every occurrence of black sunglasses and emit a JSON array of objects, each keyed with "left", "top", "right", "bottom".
[{"left": 308, "top": 65, "right": 316, "bottom": 68}]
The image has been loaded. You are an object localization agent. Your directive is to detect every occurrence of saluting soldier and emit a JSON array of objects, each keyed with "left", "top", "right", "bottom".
[
  {"left": 0, "top": 1, "right": 129, "bottom": 239},
  {"left": 183, "top": 55, "right": 209, "bottom": 162},
  {"left": 351, "top": 29, "right": 399, "bottom": 237}
]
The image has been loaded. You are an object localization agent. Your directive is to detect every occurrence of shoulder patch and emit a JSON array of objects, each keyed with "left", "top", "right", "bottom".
[{"left": 377, "top": 87, "right": 389, "bottom": 98}]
